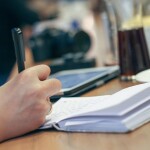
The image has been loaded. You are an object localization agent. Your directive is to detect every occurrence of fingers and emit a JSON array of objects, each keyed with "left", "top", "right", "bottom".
[
  {"left": 39, "top": 79, "right": 61, "bottom": 118},
  {"left": 41, "top": 78, "right": 62, "bottom": 97},
  {"left": 46, "top": 98, "right": 52, "bottom": 115},
  {"left": 31, "top": 65, "right": 51, "bottom": 81},
  {"left": 38, "top": 97, "right": 52, "bottom": 119}
]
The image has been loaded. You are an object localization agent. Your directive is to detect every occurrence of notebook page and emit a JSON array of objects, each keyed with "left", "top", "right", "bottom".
[
  {"left": 43, "top": 83, "right": 150, "bottom": 128},
  {"left": 44, "top": 95, "right": 110, "bottom": 125},
  {"left": 86, "top": 83, "right": 150, "bottom": 116}
]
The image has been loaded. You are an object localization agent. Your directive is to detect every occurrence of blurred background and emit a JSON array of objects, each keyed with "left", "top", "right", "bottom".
[{"left": 0, "top": 0, "right": 150, "bottom": 85}]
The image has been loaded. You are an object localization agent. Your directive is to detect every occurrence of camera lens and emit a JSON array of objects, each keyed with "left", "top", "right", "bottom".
[{"left": 73, "top": 30, "right": 91, "bottom": 53}]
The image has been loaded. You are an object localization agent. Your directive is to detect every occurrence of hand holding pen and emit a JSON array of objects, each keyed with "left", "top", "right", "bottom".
[
  {"left": 11, "top": 28, "right": 61, "bottom": 102},
  {"left": 0, "top": 27, "right": 62, "bottom": 142}
]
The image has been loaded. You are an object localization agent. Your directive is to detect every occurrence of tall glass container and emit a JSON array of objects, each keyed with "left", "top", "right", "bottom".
[{"left": 112, "top": 0, "right": 150, "bottom": 80}]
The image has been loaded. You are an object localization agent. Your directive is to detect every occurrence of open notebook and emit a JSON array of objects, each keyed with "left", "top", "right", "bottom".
[{"left": 40, "top": 83, "right": 150, "bottom": 133}]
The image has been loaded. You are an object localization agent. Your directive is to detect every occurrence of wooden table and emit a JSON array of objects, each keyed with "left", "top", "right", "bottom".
[{"left": 0, "top": 78, "right": 150, "bottom": 150}]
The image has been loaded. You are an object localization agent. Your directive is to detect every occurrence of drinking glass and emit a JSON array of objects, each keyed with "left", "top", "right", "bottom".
[{"left": 112, "top": 0, "right": 150, "bottom": 80}]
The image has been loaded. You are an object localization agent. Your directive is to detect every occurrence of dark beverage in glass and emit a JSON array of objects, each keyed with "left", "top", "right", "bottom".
[{"left": 118, "top": 27, "right": 150, "bottom": 80}]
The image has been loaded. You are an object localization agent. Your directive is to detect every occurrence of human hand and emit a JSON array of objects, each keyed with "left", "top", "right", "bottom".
[{"left": 0, "top": 65, "right": 61, "bottom": 142}]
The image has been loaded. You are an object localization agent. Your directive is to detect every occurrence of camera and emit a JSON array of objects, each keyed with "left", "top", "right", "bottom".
[
  {"left": 29, "top": 28, "right": 91, "bottom": 62},
  {"left": 28, "top": 27, "right": 96, "bottom": 73}
]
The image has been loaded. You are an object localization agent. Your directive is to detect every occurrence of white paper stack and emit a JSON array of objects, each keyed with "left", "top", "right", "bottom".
[{"left": 40, "top": 83, "right": 150, "bottom": 133}]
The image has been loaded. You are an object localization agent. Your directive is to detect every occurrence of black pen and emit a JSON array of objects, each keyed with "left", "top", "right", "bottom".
[{"left": 11, "top": 28, "right": 25, "bottom": 73}]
